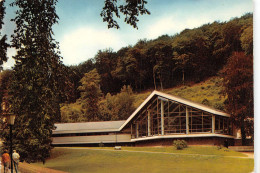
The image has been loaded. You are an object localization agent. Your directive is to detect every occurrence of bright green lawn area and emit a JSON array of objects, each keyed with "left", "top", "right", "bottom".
[
  {"left": 90, "top": 146, "right": 246, "bottom": 157},
  {"left": 34, "top": 146, "right": 254, "bottom": 173}
]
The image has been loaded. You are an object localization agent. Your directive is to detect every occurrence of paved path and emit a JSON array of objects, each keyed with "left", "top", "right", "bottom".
[
  {"left": 18, "top": 162, "right": 68, "bottom": 173},
  {"left": 0, "top": 158, "right": 68, "bottom": 173}
]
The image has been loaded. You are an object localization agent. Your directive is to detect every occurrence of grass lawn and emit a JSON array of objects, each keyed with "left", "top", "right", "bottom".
[
  {"left": 133, "top": 77, "right": 225, "bottom": 110},
  {"left": 33, "top": 146, "right": 254, "bottom": 173}
]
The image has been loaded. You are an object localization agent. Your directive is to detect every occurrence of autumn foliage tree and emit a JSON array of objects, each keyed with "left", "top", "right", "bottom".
[{"left": 221, "top": 52, "right": 253, "bottom": 145}]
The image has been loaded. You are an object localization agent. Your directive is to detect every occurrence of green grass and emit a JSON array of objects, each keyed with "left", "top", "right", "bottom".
[
  {"left": 92, "top": 146, "right": 246, "bottom": 157},
  {"left": 133, "top": 77, "right": 226, "bottom": 110},
  {"left": 34, "top": 146, "right": 254, "bottom": 173}
]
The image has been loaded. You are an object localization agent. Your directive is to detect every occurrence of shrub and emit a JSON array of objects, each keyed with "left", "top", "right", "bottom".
[
  {"left": 173, "top": 140, "right": 188, "bottom": 150},
  {"left": 217, "top": 145, "right": 223, "bottom": 150},
  {"left": 99, "top": 142, "right": 104, "bottom": 147},
  {"left": 201, "top": 99, "right": 210, "bottom": 106}
]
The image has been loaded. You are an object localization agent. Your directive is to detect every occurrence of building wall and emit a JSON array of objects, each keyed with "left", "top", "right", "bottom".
[
  {"left": 52, "top": 134, "right": 131, "bottom": 145},
  {"left": 135, "top": 137, "right": 234, "bottom": 147}
]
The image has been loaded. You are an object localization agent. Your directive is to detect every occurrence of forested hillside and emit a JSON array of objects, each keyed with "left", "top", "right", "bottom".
[
  {"left": 63, "top": 13, "right": 252, "bottom": 101},
  {"left": 58, "top": 13, "right": 253, "bottom": 123}
]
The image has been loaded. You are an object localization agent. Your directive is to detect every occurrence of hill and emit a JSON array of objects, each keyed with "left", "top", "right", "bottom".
[
  {"left": 133, "top": 76, "right": 225, "bottom": 110},
  {"left": 61, "top": 76, "right": 225, "bottom": 122},
  {"left": 62, "top": 13, "right": 252, "bottom": 104}
]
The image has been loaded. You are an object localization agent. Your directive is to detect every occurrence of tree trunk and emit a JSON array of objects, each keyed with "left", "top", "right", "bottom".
[
  {"left": 241, "top": 120, "right": 247, "bottom": 146},
  {"left": 153, "top": 70, "right": 157, "bottom": 90},
  {"left": 159, "top": 74, "right": 163, "bottom": 91},
  {"left": 182, "top": 69, "right": 185, "bottom": 85}
]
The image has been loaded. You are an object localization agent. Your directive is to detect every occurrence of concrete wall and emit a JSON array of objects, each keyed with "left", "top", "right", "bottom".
[
  {"left": 135, "top": 137, "right": 234, "bottom": 147},
  {"left": 52, "top": 134, "right": 131, "bottom": 145}
]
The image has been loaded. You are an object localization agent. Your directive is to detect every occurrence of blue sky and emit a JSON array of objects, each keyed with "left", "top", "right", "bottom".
[{"left": 2, "top": 0, "right": 254, "bottom": 69}]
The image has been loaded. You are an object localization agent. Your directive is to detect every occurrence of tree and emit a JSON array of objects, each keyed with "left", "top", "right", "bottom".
[
  {"left": 0, "top": 0, "right": 9, "bottom": 69},
  {"left": 221, "top": 52, "right": 253, "bottom": 145},
  {"left": 99, "top": 85, "right": 135, "bottom": 120},
  {"left": 172, "top": 29, "right": 210, "bottom": 84},
  {"left": 101, "top": 0, "right": 150, "bottom": 29},
  {"left": 78, "top": 68, "right": 102, "bottom": 121},
  {"left": 7, "top": 0, "right": 63, "bottom": 163},
  {"left": 124, "top": 45, "right": 147, "bottom": 90},
  {"left": 147, "top": 41, "right": 173, "bottom": 90},
  {"left": 0, "top": 70, "right": 13, "bottom": 116},
  {"left": 240, "top": 24, "right": 253, "bottom": 55},
  {"left": 94, "top": 49, "right": 120, "bottom": 94}
]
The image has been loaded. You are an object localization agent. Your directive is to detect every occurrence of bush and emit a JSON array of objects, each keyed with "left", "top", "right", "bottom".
[
  {"left": 173, "top": 140, "right": 188, "bottom": 150},
  {"left": 217, "top": 145, "right": 223, "bottom": 150},
  {"left": 201, "top": 99, "right": 210, "bottom": 106},
  {"left": 99, "top": 142, "right": 104, "bottom": 147}
]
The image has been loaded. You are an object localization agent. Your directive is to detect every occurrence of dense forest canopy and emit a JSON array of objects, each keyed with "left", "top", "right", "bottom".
[{"left": 64, "top": 13, "right": 253, "bottom": 100}]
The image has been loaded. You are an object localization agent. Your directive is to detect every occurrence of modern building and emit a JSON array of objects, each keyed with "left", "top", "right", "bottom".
[{"left": 52, "top": 90, "right": 240, "bottom": 146}]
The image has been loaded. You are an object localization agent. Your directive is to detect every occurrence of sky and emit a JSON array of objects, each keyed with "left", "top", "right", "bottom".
[{"left": 2, "top": 0, "right": 254, "bottom": 69}]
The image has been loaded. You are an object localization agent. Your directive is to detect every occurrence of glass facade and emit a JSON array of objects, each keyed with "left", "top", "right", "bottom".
[{"left": 131, "top": 96, "right": 232, "bottom": 139}]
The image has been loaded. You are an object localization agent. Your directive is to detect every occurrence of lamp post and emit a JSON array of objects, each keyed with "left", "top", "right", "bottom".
[{"left": 1, "top": 100, "right": 16, "bottom": 173}]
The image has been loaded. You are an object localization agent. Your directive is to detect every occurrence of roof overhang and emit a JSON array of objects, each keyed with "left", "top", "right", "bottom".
[{"left": 53, "top": 129, "right": 120, "bottom": 134}]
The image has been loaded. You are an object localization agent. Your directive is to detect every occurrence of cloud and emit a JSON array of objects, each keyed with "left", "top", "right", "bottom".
[
  {"left": 146, "top": 15, "right": 212, "bottom": 39},
  {"left": 60, "top": 27, "right": 127, "bottom": 65}
]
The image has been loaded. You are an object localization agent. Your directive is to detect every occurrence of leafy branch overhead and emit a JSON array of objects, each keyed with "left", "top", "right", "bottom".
[
  {"left": 101, "top": 0, "right": 150, "bottom": 29},
  {"left": 0, "top": 0, "right": 9, "bottom": 69}
]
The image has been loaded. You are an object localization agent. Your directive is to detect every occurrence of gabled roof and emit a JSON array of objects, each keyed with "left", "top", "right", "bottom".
[
  {"left": 54, "top": 120, "right": 125, "bottom": 134},
  {"left": 119, "top": 90, "right": 229, "bottom": 131}
]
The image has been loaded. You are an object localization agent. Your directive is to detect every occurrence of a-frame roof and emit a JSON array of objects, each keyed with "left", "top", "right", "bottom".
[{"left": 119, "top": 90, "right": 230, "bottom": 131}]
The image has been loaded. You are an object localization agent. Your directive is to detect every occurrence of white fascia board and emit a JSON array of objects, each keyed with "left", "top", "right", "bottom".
[
  {"left": 154, "top": 91, "right": 230, "bottom": 117},
  {"left": 119, "top": 91, "right": 157, "bottom": 131},
  {"left": 53, "top": 129, "right": 120, "bottom": 134}
]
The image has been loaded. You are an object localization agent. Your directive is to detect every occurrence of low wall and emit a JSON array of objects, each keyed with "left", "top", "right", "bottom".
[{"left": 135, "top": 137, "right": 234, "bottom": 147}]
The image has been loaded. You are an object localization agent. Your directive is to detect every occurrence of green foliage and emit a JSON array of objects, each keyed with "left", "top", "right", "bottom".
[
  {"left": 95, "top": 49, "right": 122, "bottom": 94},
  {"left": 78, "top": 68, "right": 102, "bottom": 121},
  {"left": 173, "top": 140, "right": 188, "bottom": 150},
  {"left": 99, "top": 85, "right": 135, "bottom": 120},
  {"left": 0, "top": 0, "right": 9, "bottom": 69},
  {"left": 61, "top": 76, "right": 225, "bottom": 122},
  {"left": 167, "top": 77, "right": 225, "bottom": 109},
  {"left": 66, "top": 13, "right": 252, "bottom": 95},
  {"left": 101, "top": 0, "right": 150, "bottom": 29},
  {"left": 60, "top": 14, "right": 252, "bottom": 125},
  {"left": 60, "top": 85, "right": 135, "bottom": 122},
  {"left": 240, "top": 24, "right": 253, "bottom": 55},
  {"left": 201, "top": 98, "right": 210, "bottom": 106},
  {"left": 5, "top": 0, "right": 62, "bottom": 163},
  {"left": 60, "top": 103, "right": 84, "bottom": 123},
  {"left": 217, "top": 145, "right": 223, "bottom": 150}
]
